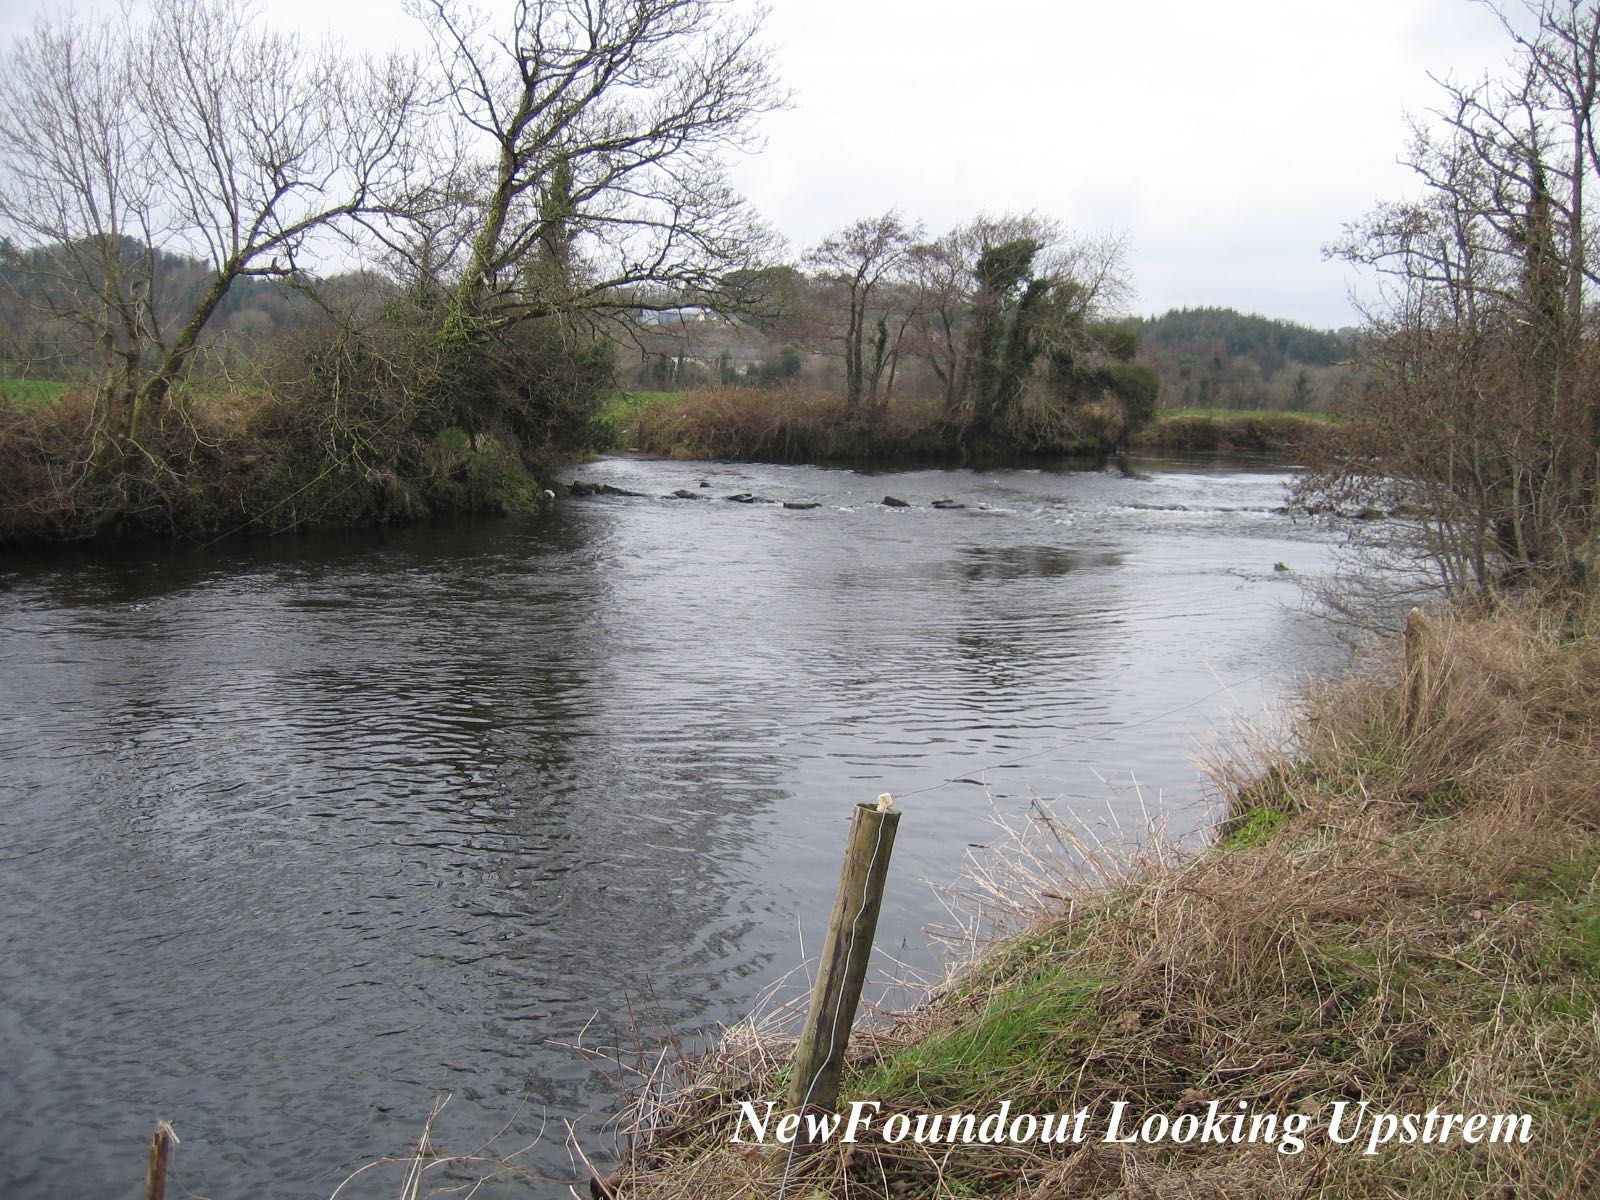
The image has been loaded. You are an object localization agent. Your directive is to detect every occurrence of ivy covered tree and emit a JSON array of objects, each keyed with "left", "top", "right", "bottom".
[
  {"left": 403, "top": 0, "right": 784, "bottom": 342},
  {"left": 898, "top": 213, "right": 1133, "bottom": 435},
  {"left": 966, "top": 237, "right": 1050, "bottom": 431}
]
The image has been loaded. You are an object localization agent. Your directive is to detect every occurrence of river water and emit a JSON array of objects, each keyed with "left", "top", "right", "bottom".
[{"left": 0, "top": 455, "right": 1350, "bottom": 1198}]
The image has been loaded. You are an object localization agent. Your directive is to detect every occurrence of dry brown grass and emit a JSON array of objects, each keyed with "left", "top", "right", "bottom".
[
  {"left": 1132, "top": 411, "right": 1337, "bottom": 455},
  {"left": 597, "top": 596, "right": 1600, "bottom": 1199},
  {"left": 625, "top": 386, "right": 855, "bottom": 461},
  {"left": 617, "top": 385, "right": 1118, "bottom": 465},
  {"left": 0, "top": 382, "right": 279, "bottom": 542},
  {"left": 621, "top": 385, "right": 966, "bottom": 464}
]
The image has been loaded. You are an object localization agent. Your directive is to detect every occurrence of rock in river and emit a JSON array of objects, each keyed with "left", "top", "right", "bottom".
[{"left": 567, "top": 480, "right": 644, "bottom": 497}]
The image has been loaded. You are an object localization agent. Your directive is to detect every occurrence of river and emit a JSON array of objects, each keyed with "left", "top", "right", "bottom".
[{"left": 0, "top": 455, "right": 1350, "bottom": 1198}]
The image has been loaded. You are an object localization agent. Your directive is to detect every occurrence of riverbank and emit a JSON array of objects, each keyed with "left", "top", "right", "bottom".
[
  {"left": 1129, "top": 408, "right": 1334, "bottom": 454},
  {"left": 0, "top": 379, "right": 1334, "bottom": 547},
  {"left": 600, "top": 595, "right": 1600, "bottom": 1198},
  {"left": 603, "top": 388, "right": 1335, "bottom": 464},
  {"left": 0, "top": 378, "right": 565, "bottom": 547}
]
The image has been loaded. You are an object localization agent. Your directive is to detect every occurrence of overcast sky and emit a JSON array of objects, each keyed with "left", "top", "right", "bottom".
[{"left": 4, "top": 0, "right": 1517, "bottom": 329}]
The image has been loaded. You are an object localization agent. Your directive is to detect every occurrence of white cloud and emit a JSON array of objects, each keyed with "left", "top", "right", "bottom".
[{"left": 732, "top": 0, "right": 1512, "bottom": 327}]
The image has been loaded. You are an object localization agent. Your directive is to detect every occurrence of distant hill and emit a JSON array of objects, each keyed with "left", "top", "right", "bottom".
[
  {"left": 1132, "top": 306, "right": 1352, "bottom": 413},
  {"left": 0, "top": 236, "right": 394, "bottom": 373}
]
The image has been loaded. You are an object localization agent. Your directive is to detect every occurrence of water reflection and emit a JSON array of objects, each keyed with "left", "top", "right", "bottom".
[{"left": 957, "top": 544, "right": 1123, "bottom": 581}]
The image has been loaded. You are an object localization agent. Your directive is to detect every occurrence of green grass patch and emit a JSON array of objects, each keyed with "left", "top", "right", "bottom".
[
  {"left": 602, "top": 389, "right": 685, "bottom": 418},
  {"left": 1542, "top": 857, "right": 1600, "bottom": 977},
  {"left": 1218, "top": 805, "right": 1292, "bottom": 850},
  {"left": 0, "top": 377, "right": 71, "bottom": 405},
  {"left": 594, "top": 389, "right": 689, "bottom": 449},
  {"left": 621, "top": 390, "right": 686, "bottom": 406},
  {"left": 849, "top": 958, "right": 1106, "bottom": 1109}
]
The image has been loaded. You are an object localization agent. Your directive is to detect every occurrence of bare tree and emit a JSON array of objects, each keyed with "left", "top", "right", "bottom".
[
  {"left": 0, "top": 0, "right": 427, "bottom": 450},
  {"left": 398, "top": 0, "right": 785, "bottom": 342},
  {"left": 804, "top": 211, "right": 922, "bottom": 417},
  {"left": 1317, "top": 0, "right": 1600, "bottom": 592}
]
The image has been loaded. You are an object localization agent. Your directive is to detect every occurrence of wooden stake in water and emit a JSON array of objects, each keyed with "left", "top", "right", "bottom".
[
  {"left": 787, "top": 795, "right": 901, "bottom": 1123},
  {"left": 144, "top": 1121, "right": 177, "bottom": 1200}
]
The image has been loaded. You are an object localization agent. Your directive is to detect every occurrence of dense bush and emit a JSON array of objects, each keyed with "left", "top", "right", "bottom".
[{"left": 0, "top": 309, "right": 614, "bottom": 545}]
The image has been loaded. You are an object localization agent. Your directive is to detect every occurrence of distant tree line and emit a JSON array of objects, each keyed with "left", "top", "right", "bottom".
[
  {"left": 0, "top": 235, "right": 392, "bottom": 370},
  {"left": 1136, "top": 307, "right": 1348, "bottom": 367},
  {"left": 700, "top": 210, "right": 1160, "bottom": 452},
  {"left": 1132, "top": 307, "right": 1351, "bottom": 413}
]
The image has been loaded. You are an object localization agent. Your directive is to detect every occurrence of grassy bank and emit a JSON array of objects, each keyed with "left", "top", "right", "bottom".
[
  {"left": 1131, "top": 408, "right": 1336, "bottom": 454},
  {"left": 0, "top": 373, "right": 566, "bottom": 546},
  {"left": 0, "top": 377, "right": 71, "bottom": 406},
  {"left": 1, "top": 384, "right": 1338, "bottom": 546},
  {"left": 600, "top": 386, "right": 1125, "bottom": 465},
  {"left": 601, "top": 390, "right": 1335, "bottom": 464},
  {"left": 603, "top": 597, "right": 1600, "bottom": 1198}
]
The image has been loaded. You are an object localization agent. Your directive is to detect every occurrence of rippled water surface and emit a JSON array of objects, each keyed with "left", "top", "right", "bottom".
[{"left": 0, "top": 456, "right": 1350, "bottom": 1198}]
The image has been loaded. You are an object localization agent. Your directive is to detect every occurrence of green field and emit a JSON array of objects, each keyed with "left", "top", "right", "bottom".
[
  {"left": 608, "top": 389, "right": 684, "bottom": 411},
  {"left": 598, "top": 389, "right": 685, "bottom": 420},
  {"left": 0, "top": 377, "right": 72, "bottom": 405}
]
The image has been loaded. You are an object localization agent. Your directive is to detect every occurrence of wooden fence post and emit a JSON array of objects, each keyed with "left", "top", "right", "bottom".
[
  {"left": 1404, "top": 607, "right": 1431, "bottom": 731},
  {"left": 787, "top": 795, "right": 901, "bottom": 1126},
  {"left": 144, "top": 1121, "right": 177, "bottom": 1200}
]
